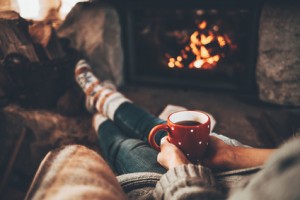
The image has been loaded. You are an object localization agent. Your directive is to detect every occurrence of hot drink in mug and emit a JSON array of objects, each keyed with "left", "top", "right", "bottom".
[{"left": 148, "top": 110, "right": 211, "bottom": 163}]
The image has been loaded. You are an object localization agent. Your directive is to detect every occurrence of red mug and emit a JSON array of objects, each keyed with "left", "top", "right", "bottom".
[{"left": 148, "top": 110, "right": 210, "bottom": 163}]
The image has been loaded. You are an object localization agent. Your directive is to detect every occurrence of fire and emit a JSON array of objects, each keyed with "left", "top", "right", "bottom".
[
  {"left": 198, "top": 21, "right": 207, "bottom": 29},
  {"left": 168, "top": 57, "right": 184, "bottom": 68},
  {"left": 167, "top": 20, "right": 234, "bottom": 70},
  {"left": 217, "top": 36, "right": 226, "bottom": 47}
]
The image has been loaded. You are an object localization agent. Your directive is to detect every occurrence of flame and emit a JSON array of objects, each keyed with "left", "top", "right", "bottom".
[
  {"left": 167, "top": 20, "right": 233, "bottom": 70},
  {"left": 200, "top": 46, "right": 210, "bottom": 58},
  {"left": 193, "top": 59, "right": 204, "bottom": 68},
  {"left": 217, "top": 36, "right": 226, "bottom": 47},
  {"left": 198, "top": 21, "right": 207, "bottom": 29},
  {"left": 168, "top": 62, "right": 175, "bottom": 68},
  {"left": 190, "top": 32, "right": 200, "bottom": 45},
  {"left": 168, "top": 56, "right": 184, "bottom": 68},
  {"left": 200, "top": 34, "right": 213, "bottom": 45}
]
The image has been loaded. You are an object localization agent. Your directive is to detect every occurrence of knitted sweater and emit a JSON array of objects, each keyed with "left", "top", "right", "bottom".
[
  {"left": 153, "top": 164, "right": 224, "bottom": 200},
  {"left": 25, "top": 145, "right": 127, "bottom": 200}
]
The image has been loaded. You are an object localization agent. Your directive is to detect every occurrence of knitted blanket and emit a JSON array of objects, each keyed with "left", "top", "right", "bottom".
[{"left": 25, "top": 145, "right": 127, "bottom": 200}]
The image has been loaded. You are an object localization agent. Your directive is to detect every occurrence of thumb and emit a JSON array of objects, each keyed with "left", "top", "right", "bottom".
[{"left": 160, "top": 136, "right": 168, "bottom": 145}]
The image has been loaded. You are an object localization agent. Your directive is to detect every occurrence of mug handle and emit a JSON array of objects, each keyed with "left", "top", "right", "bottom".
[{"left": 148, "top": 124, "right": 170, "bottom": 151}]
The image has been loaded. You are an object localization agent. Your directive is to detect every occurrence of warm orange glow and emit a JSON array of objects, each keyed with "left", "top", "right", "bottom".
[
  {"left": 198, "top": 21, "right": 207, "bottom": 29},
  {"left": 190, "top": 43, "right": 198, "bottom": 56},
  {"left": 200, "top": 46, "right": 210, "bottom": 58},
  {"left": 207, "top": 57, "right": 214, "bottom": 64},
  {"left": 175, "top": 61, "right": 183, "bottom": 68},
  {"left": 217, "top": 36, "right": 226, "bottom": 47},
  {"left": 168, "top": 61, "right": 175, "bottom": 68},
  {"left": 194, "top": 59, "right": 204, "bottom": 68},
  {"left": 200, "top": 34, "right": 213, "bottom": 45},
  {"left": 190, "top": 32, "right": 200, "bottom": 45},
  {"left": 166, "top": 20, "right": 233, "bottom": 70},
  {"left": 213, "top": 55, "right": 220, "bottom": 62}
]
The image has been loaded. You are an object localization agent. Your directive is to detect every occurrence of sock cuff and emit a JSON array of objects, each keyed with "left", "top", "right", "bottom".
[
  {"left": 95, "top": 88, "right": 115, "bottom": 113},
  {"left": 105, "top": 93, "right": 131, "bottom": 120},
  {"left": 92, "top": 113, "right": 108, "bottom": 132}
]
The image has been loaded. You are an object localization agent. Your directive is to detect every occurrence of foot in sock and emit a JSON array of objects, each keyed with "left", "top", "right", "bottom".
[{"left": 75, "top": 59, "right": 130, "bottom": 118}]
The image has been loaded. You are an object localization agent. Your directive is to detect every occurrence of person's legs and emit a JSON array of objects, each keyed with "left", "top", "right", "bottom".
[
  {"left": 75, "top": 59, "right": 166, "bottom": 143},
  {"left": 93, "top": 114, "right": 167, "bottom": 175},
  {"left": 113, "top": 102, "right": 166, "bottom": 142}
]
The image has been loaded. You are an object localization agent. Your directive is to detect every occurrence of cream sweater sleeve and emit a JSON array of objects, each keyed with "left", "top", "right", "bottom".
[{"left": 153, "top": 164, "right": 224, "bottom": 200}]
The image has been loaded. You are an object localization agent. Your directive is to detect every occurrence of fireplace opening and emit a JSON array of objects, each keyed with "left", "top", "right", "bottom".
[{"left": 117, "top": 1, "right": 261, "bottom": 91}]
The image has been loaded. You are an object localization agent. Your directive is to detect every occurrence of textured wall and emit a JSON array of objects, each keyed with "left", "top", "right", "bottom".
[
  {"left": 256, "top": 1, "right": 300, "bottom": 106},
  {"left": 58, "top": 2, "right": 124, "bottom": 86}
]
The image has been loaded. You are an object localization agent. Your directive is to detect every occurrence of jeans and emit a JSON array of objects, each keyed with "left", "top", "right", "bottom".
[{"left": 97, "top": 102, "right": 167, "bottom": 174}]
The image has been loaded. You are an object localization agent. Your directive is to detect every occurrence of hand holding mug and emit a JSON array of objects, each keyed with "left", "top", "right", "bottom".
[
  {"left": 157, "top": 136, "right": 191, "bottom": 169},
  {"left": 148, "top": 110, "right": 211, "bottom": 163}
]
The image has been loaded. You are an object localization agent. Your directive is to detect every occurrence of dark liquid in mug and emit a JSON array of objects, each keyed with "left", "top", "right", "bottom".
[{"left": 175, "top": 120, "right": 202, "bottom": 126}]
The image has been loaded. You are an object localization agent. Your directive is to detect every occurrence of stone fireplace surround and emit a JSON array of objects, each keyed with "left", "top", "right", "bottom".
[{"left": 58, "top": 0, "right": 300, "bottom": 106}]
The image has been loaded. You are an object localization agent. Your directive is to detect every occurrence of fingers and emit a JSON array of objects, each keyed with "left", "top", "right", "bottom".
[
  {"left": 160, "top": 136, "right": 168, "bottom": 146},
  {"left": 157, "top": 136, "right": 191, "bottom": 169},
  {"left": 160, "top": 136, "right": 177, "bottom": 150},
  {"left": 160, "top": 136, "right": 173, "bottom": 152}
]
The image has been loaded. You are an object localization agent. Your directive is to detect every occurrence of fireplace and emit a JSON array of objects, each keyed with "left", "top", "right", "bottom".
[
  {"left": 1, "top": 1, "right": 300, "bottom": 199},
  {"left": 114, "top": 0, "right": 261, "bottom": 91}
]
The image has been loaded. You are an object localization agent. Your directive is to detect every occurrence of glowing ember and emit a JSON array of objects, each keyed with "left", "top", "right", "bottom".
[
  {"left": 217, "top": 36, "right": 226, "bottom": 47},
  {"left": 167, "top": 20, "right": 234, "bottom": 70},
  {"left": 198, "top": 21, "right": 207, "bottom": 29},
  {"left": 193, "top": 60, "right": 204, "bottom": 68}
]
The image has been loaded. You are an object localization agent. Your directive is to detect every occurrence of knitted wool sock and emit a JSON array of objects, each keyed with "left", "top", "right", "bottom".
[{"left": 75, "top": 59, "right": 130, "bottom": 119}]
